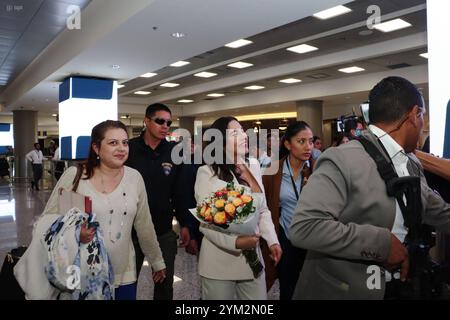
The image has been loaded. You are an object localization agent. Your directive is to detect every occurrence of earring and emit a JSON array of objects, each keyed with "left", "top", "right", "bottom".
[{"left": 96, "top": 155, "right": 100, "bottom": 160}]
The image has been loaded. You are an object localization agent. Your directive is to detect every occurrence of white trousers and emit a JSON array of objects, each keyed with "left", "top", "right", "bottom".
[{"left": 201, "top": 272, "right": 267, "bottom": 300}]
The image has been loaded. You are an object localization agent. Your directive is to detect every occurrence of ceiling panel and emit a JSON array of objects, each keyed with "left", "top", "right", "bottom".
[
  {"left": 159, "top": 47, "right": 428, "bottom": 106},
  {"left": 0, "top": 0, "right": 91, "bottom": 86},
  {"left": 120, "top": 0, "right": 426, "bottom": 96}
]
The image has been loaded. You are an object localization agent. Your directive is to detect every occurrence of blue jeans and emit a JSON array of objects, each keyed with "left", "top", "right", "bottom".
[{"left": 115, "top": 282, "right": 137, "bottom": 300}]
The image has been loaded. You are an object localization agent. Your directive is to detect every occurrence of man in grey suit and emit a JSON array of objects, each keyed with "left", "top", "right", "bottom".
[{"left": 289, "top": 76, "right": 450, "bottom": 299}]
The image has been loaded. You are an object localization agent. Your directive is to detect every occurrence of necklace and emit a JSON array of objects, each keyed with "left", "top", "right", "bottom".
[
  {"left": 99, "top": 167, "right": 123, "bottom": 194},
  {"left": 98, "top": 167, "right": 127, "bottom": 243},
  {"left": 103, "top": 190, "right": 127, "bottom": 243}
]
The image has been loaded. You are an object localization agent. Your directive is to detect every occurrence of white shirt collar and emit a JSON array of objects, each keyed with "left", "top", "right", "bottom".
[{"left": 368, "top": 124, "right": 407, "bottom": 163}]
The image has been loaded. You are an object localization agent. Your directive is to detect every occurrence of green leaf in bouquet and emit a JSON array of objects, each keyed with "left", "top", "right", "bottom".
[{"left": 226, "top": 181, "right": 235, "bottom": 191}]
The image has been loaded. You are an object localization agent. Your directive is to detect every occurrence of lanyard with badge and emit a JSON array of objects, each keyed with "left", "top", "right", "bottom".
[{"left": 285, "top": 157, "right": 300, "bottom": 201}]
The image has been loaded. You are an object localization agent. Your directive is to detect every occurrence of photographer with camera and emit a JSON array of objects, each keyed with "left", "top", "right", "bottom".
[{"left": 289, "top": 76, "right": 450, "bottom": 300}]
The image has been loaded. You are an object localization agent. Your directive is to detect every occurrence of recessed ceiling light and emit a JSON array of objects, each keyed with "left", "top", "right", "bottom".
[
  {"left": 313, "top": 5, "right": 352, "bottom": 20},
  {"left": 134, "top": 91, "right": 151, "bottom": 95},
  {"left": 228, "top": 61, "right": 253, "bottom": 69},
  {"left": 420, "top": 53, "right": 429, "bottom": 59},
  {"left": 338, "top": 66, "right": 365, "bottom": 73},
  {"left": 194, "top": 72, "right": 217, "bottom": 78},
  {"left": 207, "top": 93, "right": 225, "bottom": 97},
  {"left": 140, "top": 72, "right": 157, "bottom": 78},
  {"left": 160, "top": 82, "right": 180, "bottom": 88},
  {"left": 286, "top": 44, "right": 318, "bottom": 54},
  {"left": 170, "top": 60, "right": 190, "bottom": 67},
  {"left": 178, "top": 99, "right": 194, "bottom": 103},
  {"left": 52, "top": 114, "right": 57, "bottom": 117},
  {"left": 171, "top": 32, "right": 185, "bottom": 38},
  {"left": 117, "top": 84, "right": 125, "bottom": 89},
  {"left": 279, "top": 78, "right": 302, "bottom": 84},
  {"left": 372, "top": 18, "right": 412, "bottom": 33},
  {"left": 244, "top": 85, "right": 265, "bottom": 90},
  {"left": 225, "top": 39, "right": 253, "bottom": 48},
  {"left": 111, "top": 64, "right": 120, "bottom": 69}
]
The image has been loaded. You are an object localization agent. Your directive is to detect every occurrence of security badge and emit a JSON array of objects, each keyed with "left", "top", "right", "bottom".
[{"left": 161, "top": 162, "right": 173, "bottom": 176}]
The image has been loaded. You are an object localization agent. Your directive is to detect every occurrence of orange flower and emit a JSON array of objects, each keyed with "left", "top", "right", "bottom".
[
  {"left": 241, "top": 195, "right": 252, "bottom": 204},
  {"left": 213, "top": 211, "right": 227, "bottom": 225},
  {"left": 224, "top": 203, "right": 236, "bottom": 218}
]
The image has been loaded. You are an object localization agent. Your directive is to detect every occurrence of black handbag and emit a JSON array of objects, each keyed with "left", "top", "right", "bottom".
[{"left": 0, "top": 246, "right": 27, "bottom": 300}]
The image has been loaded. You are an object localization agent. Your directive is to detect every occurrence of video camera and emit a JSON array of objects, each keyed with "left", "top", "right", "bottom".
[{"left": 335, "top": 102, "right": 369, "bottom": 134}]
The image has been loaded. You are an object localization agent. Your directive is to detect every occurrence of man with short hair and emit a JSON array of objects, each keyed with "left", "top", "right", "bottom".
[
  {"left": 311, "top": 136, "right": 322, "bottom": 160},
  {"left": 26, "top": 143, "right": 44, "bottom": 190},
  {"left": 313, "top": 136, "right": 323, "bottom": 151},
  {"left": 289, "top": 76, "right": 450, "bottom": 299},
  {"left": 126, "top": 103, "right": 190, "bottom": 300},
  {"left": 344, "top": 118, "right": 364, "bottom": 140}
]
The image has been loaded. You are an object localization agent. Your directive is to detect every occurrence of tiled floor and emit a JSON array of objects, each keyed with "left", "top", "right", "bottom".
[{"left": 0, "top": 177, "right": 279, "bottom": 300}]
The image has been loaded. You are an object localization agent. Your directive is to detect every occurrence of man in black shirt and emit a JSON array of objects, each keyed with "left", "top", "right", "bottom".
[{"left": 126, "top": 103, "right": 190, "bottom": 300}]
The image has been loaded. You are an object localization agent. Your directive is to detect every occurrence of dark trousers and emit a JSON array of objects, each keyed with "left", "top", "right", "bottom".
[
  {"left": 134, "top": 229, "right": 178, "bottom": 300},
  {"left": 31, "top": 164, "right": 43, "bottom": 189},
  {"left": 277, "top": 225, "right": 307, "bottom": 300}
]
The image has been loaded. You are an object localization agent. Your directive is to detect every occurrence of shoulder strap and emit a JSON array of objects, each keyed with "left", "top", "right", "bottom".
[
  {"left": 358, "top": 137, "right": 423, "bottom": 241},
  {"left": 358, "top": 137, "right": 398, "bottom": 196},
  {"left": 72, "top": 164, "right": 84, "bottom": 192},
  {"left": 285, "top": 158, "right": 300, "bottom": 201}
]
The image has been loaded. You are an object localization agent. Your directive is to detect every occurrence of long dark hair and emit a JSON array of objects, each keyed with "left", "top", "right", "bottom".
[
  {"left": 280, "top": 121, "right": 311, "bottom": 159},
  {"left": 207, "top": 116, "right": 239, "bottom": 182},
  {"left": 73, "top": 120, "right": 128, "bottom": 190}
]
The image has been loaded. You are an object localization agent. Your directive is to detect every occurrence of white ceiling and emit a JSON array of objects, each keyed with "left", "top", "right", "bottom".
[
  {"left": 0, "top": 0, "right": 347, "bottom": 112},
  {"left": 0, "top": 0, "right": 429, "bottom": 128}
]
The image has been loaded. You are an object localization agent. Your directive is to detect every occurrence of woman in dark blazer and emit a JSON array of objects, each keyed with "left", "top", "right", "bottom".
[{"left": 261, "top": 121, "right": 315, "bottom": 300}]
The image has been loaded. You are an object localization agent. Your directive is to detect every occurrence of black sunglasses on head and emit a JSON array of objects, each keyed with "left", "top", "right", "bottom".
[{"left": 149, "top": 117, "right": 172, "bottom": 127}]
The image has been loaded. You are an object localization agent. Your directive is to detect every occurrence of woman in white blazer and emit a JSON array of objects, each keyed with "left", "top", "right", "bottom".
[{"left": 194, "top": 116, "right": 282, "bottom": 300}]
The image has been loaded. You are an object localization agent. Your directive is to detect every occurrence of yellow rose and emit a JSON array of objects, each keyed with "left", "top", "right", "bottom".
[
  {"left": 227, "top": 191, "right": 239, "bottom": 197},
  {"left": 241, "top": 195, "right": 252, "bottom": 204},
  {"left": 213, "top": 211, "right": 227, "bottom": 225},
  {"left": 232, "top": 198, "right": 243, "bottom": 207},
  {"left": 199, "top": 205, "right": 208, "bottom": 217},
  {"left": 224, "top": 203, "right": 236, "bottom": 217},
  {"left": 215, "top": 199, "right": 225, "bottom": 208}
]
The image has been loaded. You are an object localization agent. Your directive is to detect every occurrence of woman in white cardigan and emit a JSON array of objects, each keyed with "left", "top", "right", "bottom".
[
  {"left": 39, "top": 120, "right": 165, "bottom": 299},
  {"left": 194, "top": 117, "right": 282, "bottom": 300}
]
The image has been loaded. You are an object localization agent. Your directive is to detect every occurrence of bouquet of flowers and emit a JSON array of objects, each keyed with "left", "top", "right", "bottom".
[
  {"left": 195, "top": 182, "right": 255, "bottom": 227},
  {"left": 191, "top": 182, "right": 263, "bottom": 278}
]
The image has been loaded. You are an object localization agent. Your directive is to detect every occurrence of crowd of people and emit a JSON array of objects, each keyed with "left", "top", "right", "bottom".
[{"left": 12, "top": 76, "right": 450, "bottom": 300}]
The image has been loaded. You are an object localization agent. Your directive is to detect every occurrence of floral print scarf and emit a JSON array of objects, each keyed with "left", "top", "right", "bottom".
[{"left": 43, "top": 208, "right": 114, "bottom": 300}]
